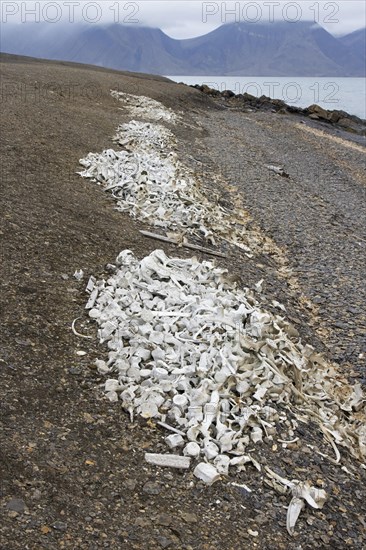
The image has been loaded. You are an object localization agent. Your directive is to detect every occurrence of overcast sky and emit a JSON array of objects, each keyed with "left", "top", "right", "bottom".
[
  {"left": 138, "top": 1, "right": 366, "bottom": 37},
  {"left": 2, "top": 1, "right": 365, "bottom": 37}
]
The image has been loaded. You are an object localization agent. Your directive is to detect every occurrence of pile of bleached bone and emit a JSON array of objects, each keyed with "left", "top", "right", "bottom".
[
  {"left": 111, "top": 90, "right": 179, "bottom": 123},
  {"left": 79, "top": 108, "right": 256, "bottom": 253},
  {"left": 86, "top": 249, "right": 365, "bottom": 466},
  {"left": 78, "top": 90, "right": 366, "bottom": 535}
]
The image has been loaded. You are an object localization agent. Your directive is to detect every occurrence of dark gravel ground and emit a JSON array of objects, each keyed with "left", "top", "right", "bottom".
[
  {"left": 1, "top": 54, "right": 366, "bottom": 549},
  {"left": 200, "top": 106, "right": 366, "bottom": 378}
]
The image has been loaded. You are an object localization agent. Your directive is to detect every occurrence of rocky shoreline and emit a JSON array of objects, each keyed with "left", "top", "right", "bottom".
[{"left": 192, "top": 84, "right": 366, "bottom": 137}]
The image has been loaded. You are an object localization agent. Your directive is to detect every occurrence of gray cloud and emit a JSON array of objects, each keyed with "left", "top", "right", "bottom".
[
  {"left": 1, "top": 1, "right": 365, "bottom": 37},
  {"left": 143, "top": 1, "right": 366, "bottom": 37}
]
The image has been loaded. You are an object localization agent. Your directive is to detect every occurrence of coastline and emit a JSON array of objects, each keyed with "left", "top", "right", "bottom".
[
  {"left": 192, "top": 83, "right": 366, "bottom": 138},
  {"left": 167, "top": 75, "right": 366, "bottom": 121}
]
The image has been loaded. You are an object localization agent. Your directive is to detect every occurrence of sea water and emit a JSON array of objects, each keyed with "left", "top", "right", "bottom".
[{"left": 167, "top": 76, "right": 366, "bottom": 119}]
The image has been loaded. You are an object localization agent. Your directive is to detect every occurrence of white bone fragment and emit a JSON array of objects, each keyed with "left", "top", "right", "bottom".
[
  {"left": 85, "top": 288, "right": 99, "bottom": 310},
  {"left": 193, "top": 463, "right": 221, "bottom": 485},
  {"left": 71, "top": 317, "right": 93, "bottom": 339},
  {"left": 157, "top": 421, "right": 186, "bottom": 436},
  {"left": 231, "top": 482, "right": 252, "bottom": 492},
  {"left": 173, "top": 394, "right": 188, "bottom": 408},
  {"left": 214, "top": 454, "right": 231, "bottom": 475},
  {"left": 89, "top": 308, "right": 100, "bottom": 319},
  {"left": 95, "top": 359, "right": 109, "bottom": 374},
  {"left": 251, "top": 427, "right": 263, "bottom": 444},
  {"left": 253, "top": 386, "right": 268, "bottom": 401},
  {"left": 278, "top": 437, "right": 299, "bottom": 445},
  {"left": 106, "top": 391, "right": 118, "bottom": 402},
  {"left": 203, "top": 441, "right": 219, "bottom": 460},
  {"left": 267, "top": 165, "right": 289, "bottom": 178},
  {"left": 99, "top": 321, "right": 118, "bottom": 342},
  {"left": 286, "top": 497, "right": 305, "bottom": 536},
  {"left": 296, "top": 482, "right": 327, "bottom": 509},
  {"left": 183, "top": 442, "right": 201, "bottom": 457},
  {"left": 145, "top": 453, "right": 191, "bottom": 469},
  {"left": 255, "top": 279, "right": 264, "bottom": 293},
  {"left": 139, "top": 401, "right": 159, "bottom": 418},
  {"left": 286, "top": 482, "right": 327, "bottom": 536},
  {"left": 86, "top": 276, "right": 96, "bottom": 293},
  {"left": 74, "top": 269, "right": 84, "bottom": 281},
  {"left": 165, "top": 434, "right": 185, "bottom": 449},
  {"left": 105, "top": 379, "right": 121, "bottom": 392}
]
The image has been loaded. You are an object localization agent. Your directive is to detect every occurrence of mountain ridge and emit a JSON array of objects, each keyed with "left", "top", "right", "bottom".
[{"left": 1, "top": 21, "right": 365, "bottom": 76}]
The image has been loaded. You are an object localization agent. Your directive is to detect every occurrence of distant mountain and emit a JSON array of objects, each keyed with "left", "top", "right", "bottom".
[
  {"left": 0, "top": 23, "right": 180, "bottom": 72},
  {"left": 1, "top": 21, "right": 365, "bottom": 76},
  {"left": 175, "top": 21, "right": 365, "bottom": 76},
  {"left": 340, "top": 28, "right": 366, "bottom": 68}
]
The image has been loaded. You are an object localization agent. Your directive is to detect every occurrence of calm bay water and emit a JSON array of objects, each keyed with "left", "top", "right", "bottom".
[{"left": 167, "top": 76, "right": 366, "bottom": 119}]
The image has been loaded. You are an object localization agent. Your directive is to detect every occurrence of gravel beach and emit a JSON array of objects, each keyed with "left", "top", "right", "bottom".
[{"left": 1, "top": 54, "right": 365, "bottom": 549}]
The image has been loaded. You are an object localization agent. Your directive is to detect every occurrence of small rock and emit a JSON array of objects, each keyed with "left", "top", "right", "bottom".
[
  {"left": 307, "top": 104, "right": 330, "bottom": 120},
  {"left": 334, "top": 321, "right": 348, "bottom": 329},
  {"left": 135, "top": 517, "right": 150, "bottom": 528},
  {"left": 156, "top": 513, "right": 171, "bottom": 526},
  {"left": 6, "top": 498, "right": 26, "bottom": 513},
  {"left": 156, "top": 536, "right": 172, "bottom": 548},
  {"left": 337, "top": 117, "right": 361, "bottom": 132},
  {"left": 83, "top": 412, "right": 95, "bottom": 424},
  {"left": 53, "top": 521, "right": 67, "bottom": 531},
  {"left": 180, "top": 512, "right": 198, "bottom": 524},
  {"left": 69, "top": 367, "right": 81, "bottom": 375},
  {"left": 124, "top": 479, "right": 137, "bottom": 491},
  {"left": 142, "top": 481, "right": 161, "bottom": 495}
]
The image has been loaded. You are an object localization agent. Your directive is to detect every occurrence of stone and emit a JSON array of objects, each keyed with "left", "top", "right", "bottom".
[
  {"left": 135, "top": 517, "right": 150, "bottom": 528},
  {"left": 156, "top": 513, "right": 171, "bottom": 526},
  {"left": 329, "top": 111, "right": 342, "bottom": 123},
  {"left": 124, "top": 479, "right": 137, "bottom": 491},
  {"left": 180, "top": 512, "right": 198, "bottom": 524},
  {"left": 142, "top": 481, "right": 161, "bottom": 495},
  {"left": 53, "top": 521, "right": 67, "bottom": 531},
  {"left": 307, "top": 104, "right": 330, "bottom": 120},
  {"left": 242, "top": 92, "right": 256, "bottom": 102},
  {"left": 6, "top": 498, "right": 26, "bottom": 513},
  {"left": 222, "top": 90, "right": 235, "bottom": 98},
  {"left": 156, "top": 536, "right": 173, "bottom": 548},
  {"left": 337, "top": 118, "right": 360, "bottom": 133}
]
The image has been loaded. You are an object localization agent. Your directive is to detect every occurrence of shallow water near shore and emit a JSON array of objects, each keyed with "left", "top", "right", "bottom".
[{"left": 168, "top": 76, "right": 366, "bottom": 119}]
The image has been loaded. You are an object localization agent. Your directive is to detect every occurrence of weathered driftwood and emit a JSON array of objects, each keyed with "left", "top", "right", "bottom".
[
  {"left": 145, "top": 453, "right": 191, "bottom": 469},
  {"left": 139, "top": 230, "right": 227, "bottom": 258}
]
